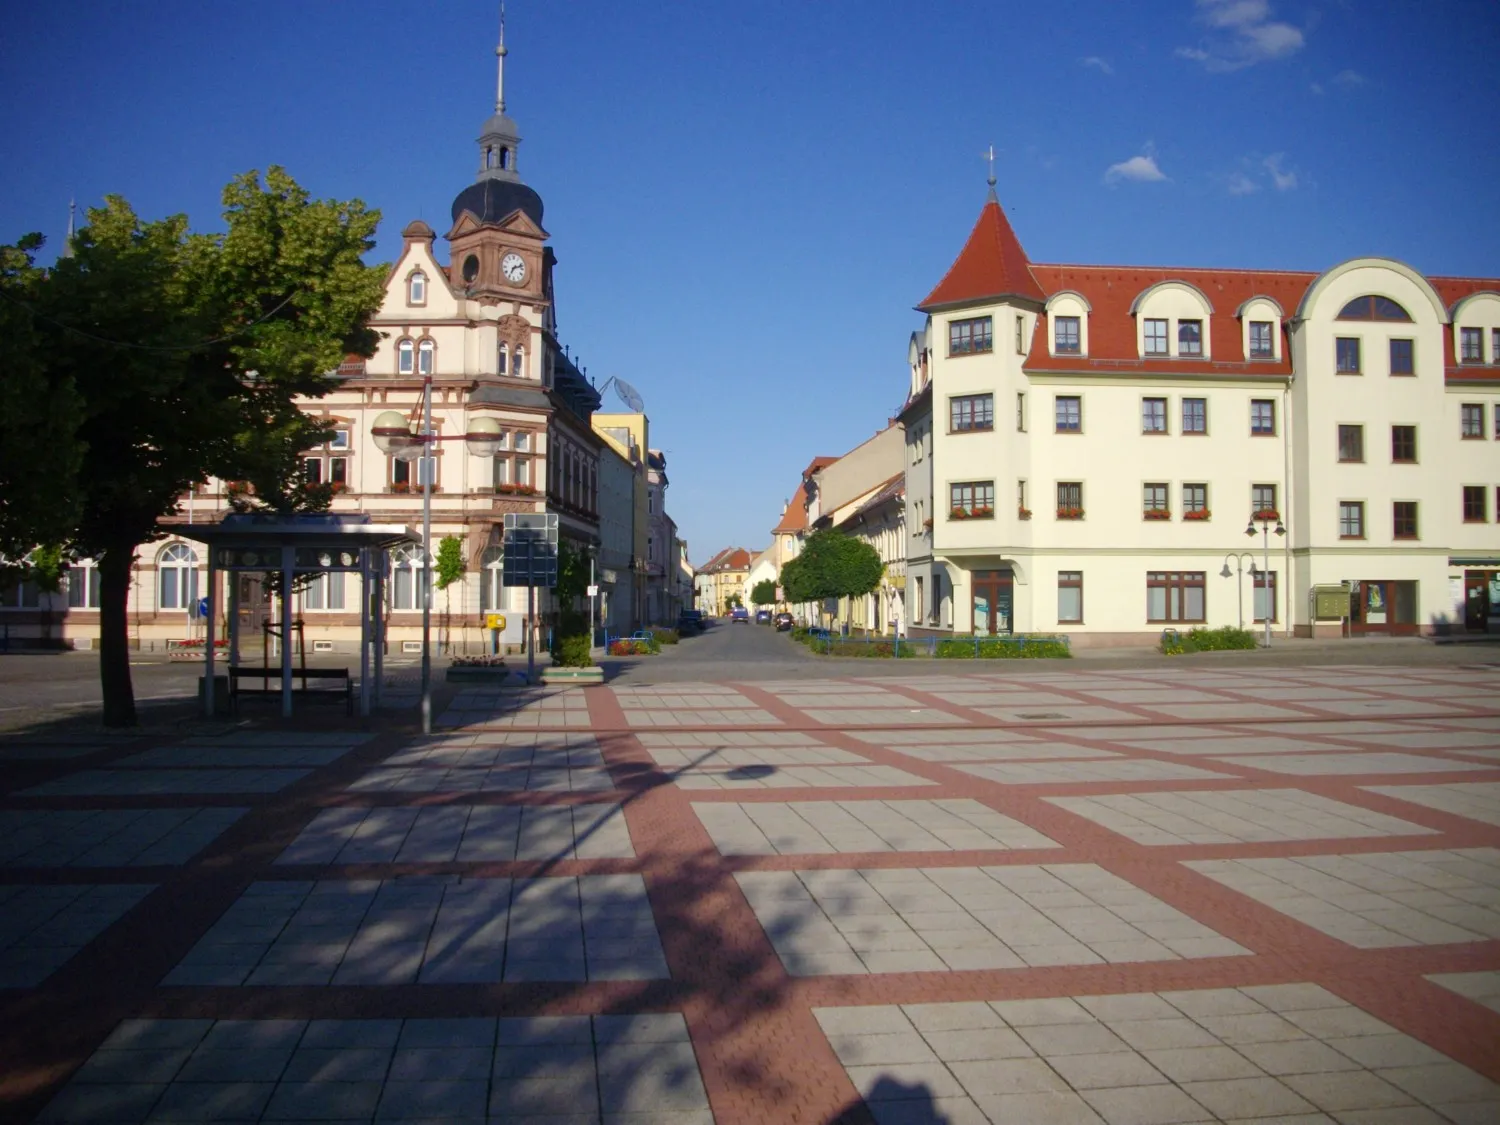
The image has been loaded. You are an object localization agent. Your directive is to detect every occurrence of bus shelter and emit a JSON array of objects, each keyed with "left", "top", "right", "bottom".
[{"left": 178, "top": 513, "right": 420, "bottom": 718}]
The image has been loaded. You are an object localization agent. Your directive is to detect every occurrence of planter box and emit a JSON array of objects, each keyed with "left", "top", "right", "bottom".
[
  {"left": 541, "top": 666, "right": 604, "bottom": 686},
  {"left": 445, "top": 665, "right": 510, "bottom": 683}
]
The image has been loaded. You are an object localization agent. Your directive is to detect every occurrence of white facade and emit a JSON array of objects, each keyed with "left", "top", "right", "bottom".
[{"left": 899, "top": 193, "right": 1500, "bottom": 643}]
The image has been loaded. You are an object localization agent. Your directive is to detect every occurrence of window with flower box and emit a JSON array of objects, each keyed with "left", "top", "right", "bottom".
[
  {"left": 1143, "top": 483, "right": 1170, "bottom": 519},
  {"left": 949, "top": 481, "right": 994, "bottom": 519},
  {"left": 1056, "top": 482, "right": 1083, "bottom": 519},
  {"left": 1147, "top": 571, "right": 1205, "bottom": 624},
  {"left": 1017, "top": 479, "right": 1030, "bottom": 519},
  {"left": 1183, "top": 484, "right": 1209, "bottom": 520},
  {"left": 1251, "top": 483, "right": 1278, "bottom": 521}
]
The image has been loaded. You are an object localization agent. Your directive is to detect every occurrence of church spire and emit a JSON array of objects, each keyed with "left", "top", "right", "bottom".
[{"left": 495, "top": 2, "right": 507, "bottom": 113}]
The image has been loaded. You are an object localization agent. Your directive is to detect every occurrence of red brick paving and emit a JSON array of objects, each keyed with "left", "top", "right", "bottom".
[{"left": 0, "top": 665, "right": 1497, "bottom": 1124}]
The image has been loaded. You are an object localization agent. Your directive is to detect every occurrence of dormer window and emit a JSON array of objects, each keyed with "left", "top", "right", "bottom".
[
  {"left": 1461, "top": 327, "right": 1483, "bottom": 363},
  {"left": 397, "top": 339, "right": 415, "bottom": 375},
  {"left": 1054, "top": 316, "right": 1080, "bottom": 354},
  {"left": 417, "top": 339, "right": 434, "bottom": 376},
  {"left": 1144, "top": 319, "right": 1168, "bottom": 356},
  {"left": 408, "top": 271, "right": 426, "bottom": 306},
  {"left": 1249, "top": 321, "right": 1273, "bottom": 358},
  {"left": 1178, "top": 320, "right": 1203, "bottom": 356}
]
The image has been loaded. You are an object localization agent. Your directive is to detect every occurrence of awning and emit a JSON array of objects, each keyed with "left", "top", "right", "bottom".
[{"left": 1450, "top": 556, "right": 1500, "bottom": 567}]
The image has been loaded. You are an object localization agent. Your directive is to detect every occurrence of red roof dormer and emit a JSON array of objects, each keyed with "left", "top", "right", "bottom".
[{"left": 918, "top": 193, "right": 1045, "bottom": 311}]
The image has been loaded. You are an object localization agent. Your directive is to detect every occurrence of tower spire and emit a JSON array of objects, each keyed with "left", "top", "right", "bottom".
[
  {"left": 61, "top": 199, "right": 77, "bottom": 259},
  {"left": 983, "top": 145, "right": 998, "bottom": 200},
  {"left": 495, "top": 2, "right": 507, "bottom": 113}
]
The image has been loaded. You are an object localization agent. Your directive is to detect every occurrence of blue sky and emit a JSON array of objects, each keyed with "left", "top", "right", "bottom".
[{"left": 4, "top": 0, "right": 1498, "bottom": 561}]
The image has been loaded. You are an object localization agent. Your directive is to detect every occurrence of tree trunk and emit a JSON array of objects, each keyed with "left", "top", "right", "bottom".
[{"left": 98, "top": 545, "right": 137, "bottom": 727}]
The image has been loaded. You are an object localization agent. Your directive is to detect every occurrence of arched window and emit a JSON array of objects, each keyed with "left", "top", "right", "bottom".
[
  {"left": 408, "top": 271, "right": 426, "bottom": 305},
  {"left": 497, "top": 343, "right": 509, "bottom": 376},
  {"left": 397, "top": 338, "right": 415, "bottom": 375},
  {"left": 512, "top": 346, "right": 524, "bottom": 379},
  {"left": 158, "top": 543, "right": 198, "bottom": 611},
  {"left": 417, "top": 339, "right": 435, "bottom": 375},
  {"left": 389, "top": 544, "right": 428, "bottom": 612},
  {"left": 499, "top": 146, "right": 510, "bottom": 169},
  {"left": 479, "top": 546, "right": 504, "bottom": 613},
  {"left": 484, "top": 147, "right": 495, "bottom": 169},
  {"left": 1337, "top": 296, "right": 1412, "bottom": 321}
]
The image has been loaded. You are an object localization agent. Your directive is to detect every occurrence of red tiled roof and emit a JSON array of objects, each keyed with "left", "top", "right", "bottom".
[
  {"left": 1025, "top": 264, "right": 1317, "bottom": 378},
  {"left": 701, "top": 547, "right": 751, "bottom": 573},
  {"left": 918, "top": 194, "right": 1045, "bottom": 311},
  {"left": 772, "top": 484, "right": 812, "bottom": 534},
  {"left": 1431, "top": 277, "right": 1500, "bottom": 383}
]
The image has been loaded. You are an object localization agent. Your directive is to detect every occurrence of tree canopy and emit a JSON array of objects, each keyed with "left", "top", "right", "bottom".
[
  {"left": 778, "top": 530, "right": 883, "bottom": 603},
  {"left": 2, "top": 168, "right": 385, "bottom": 724},
  {"left": 749, "top": 578, "right": 777, "bottom": 606}
]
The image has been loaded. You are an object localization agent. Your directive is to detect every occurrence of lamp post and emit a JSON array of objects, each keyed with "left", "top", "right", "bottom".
[
  {"left": 1219, "top": 552, "right": 1257, "bottom": 631},
  {"left": 372, "top": 392, "right": 503, "bottom": 734},
  {"left": 1245, "top": 513, "right": 1286, "bottom": 648}
]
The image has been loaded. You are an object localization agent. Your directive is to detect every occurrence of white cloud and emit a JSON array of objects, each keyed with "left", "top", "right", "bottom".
[
  {"left": 1310, "top": 81, "right": 1324, "bottom": 95},
  {"left": 1264, "top": 153, "right": 1298, "bottom": 190},
  {"left": 1332, "top": 68, "right": 1365, "bottom": 87},
  {"left": 1178, "top": 0, "right": 1305, "bottom": 72},
  {"left": 1227, "top": 171, "right": 1260, "bottom": 196},
  {"left": 1080, "top": 56, "right": 1114, "bottom": 75},
  {"left": 1105, "top": 152, "right": 1169, "bottom": 185}
]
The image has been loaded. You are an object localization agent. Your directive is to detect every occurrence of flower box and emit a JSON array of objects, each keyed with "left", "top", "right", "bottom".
[
  {"left": 1252, "top": 509, "right": 1280, "bottom": 521},
  {"left": 950, "top": 507, "right": 994, "bottom": 520},
  {"left": 1056, "top": 508, "right": 1084, "bottom": 520},
  {"left": 1183, "top": 509, "right": 1211, "bottom": 521},
  {"left": 921, "top": 518, "right": 933, "bottom": 531},
  {"left": 389, "top": 481, "right": 412, "bottom": 494},
  {"left": 1143, "top": 509, "right": 1172, "bottom": 521},
  {"left": 1017, "top": 508, "right": 1032, "bottom": 520}
]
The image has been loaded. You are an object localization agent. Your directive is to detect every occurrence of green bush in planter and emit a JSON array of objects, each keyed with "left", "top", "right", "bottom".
[
  {"left": 553, "top": 633, "right": 593, "bottom": 667},
  {"left": 1185, "top": 626, "right": 1258, "bottom": 651},
  {"left": 647, "top": 627, "right": 679, "bottom": 645}
]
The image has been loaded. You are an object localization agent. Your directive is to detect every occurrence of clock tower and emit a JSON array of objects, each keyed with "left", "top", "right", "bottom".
[{"left": 447, "top": 8, "right": 548, "bottom": 312}]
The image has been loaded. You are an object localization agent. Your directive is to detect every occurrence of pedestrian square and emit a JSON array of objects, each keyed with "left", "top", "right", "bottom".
[
  {"left": 693, "top": 800, "right": 1057, "bottom": 855},
  {"left": 0, "top": 809, "right": 245, "bottom": 867}
]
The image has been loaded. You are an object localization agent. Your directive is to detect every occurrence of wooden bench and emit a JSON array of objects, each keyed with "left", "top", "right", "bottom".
[{"left": 228, "top": 666, "right": 352, "bottom": 715}]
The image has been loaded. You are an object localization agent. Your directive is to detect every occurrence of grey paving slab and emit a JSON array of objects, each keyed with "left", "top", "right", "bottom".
[
  {"left": 277, "top": 803, "right": 634, "bottom": 864},
  {"left": 1213, "top": 751, "right": 1492, "bottom": 775},
  {"left": 694, "top": 800, "right": 1058, "bottom": 855},
  {"left": 347, "top": 764, "right": 615, "bottom": 792},
  {"left": 1185, "top": 848, "right": 1500, "bottom": 948},
  {"left": 165, "top": 875, "right": 668, "bottom": 985},
  {"left": 0, "top": 883, "right": 154, "bottom": 987},
  {"left": 1426, "top": 970, "right": 1500, "bottom": 1015},
  {"left": 1048, "top": 789, "right": 1437, "bottom": 846},
  {"left": 739, "top": 865, "right": 1246, "bottom": 976},
  {"left": 20, "top": 769, "right": 310, "bottom": 796},
  {"left": 957, "top": 760, "right": 1232, "bottom": 785},
  {"left": 0, "top": 808, "right": 246, "bottom": 866},
  {"left": 671, "top": 763, "right": 935, "bottom": 790},
  {"left": 816, "top": 983, "right": 1500, "bottom": 1124},
  {"left": 114, "top": 746, "right": 353, "bottom": 768},
  {"left": 37, "top": 1015, "right": 713, "bottom": 1123},
  {"left": 1365, "top": 781, "right": 1500, "bottom": 827},
  {"left": 380, "top": 734, "right": 606, "bottom": 768}
]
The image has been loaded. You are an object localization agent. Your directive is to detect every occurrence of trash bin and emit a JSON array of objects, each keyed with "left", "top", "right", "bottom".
[{"left": 198, "top": 674, "right": 230, "bottom": 717}]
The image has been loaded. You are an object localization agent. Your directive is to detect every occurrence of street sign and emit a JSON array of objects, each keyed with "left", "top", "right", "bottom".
[
  {"left": 194, "top": 597, "right": 209, "bottom": 620},
  {"left": 586, "top": 584, "right": 599, "bottom": 597}
]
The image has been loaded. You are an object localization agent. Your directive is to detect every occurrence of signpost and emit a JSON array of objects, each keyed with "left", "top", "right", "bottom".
[{"left": 503, "top": 513, "right": 559, "bottom": 681}]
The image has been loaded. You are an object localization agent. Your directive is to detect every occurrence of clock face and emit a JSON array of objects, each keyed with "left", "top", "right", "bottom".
[{"left": 501, "top": 252, "right": 526, "bottom": 284}]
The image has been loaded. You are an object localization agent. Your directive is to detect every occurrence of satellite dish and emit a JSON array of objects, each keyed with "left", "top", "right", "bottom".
[{"left": 614, "top": 377, "right": 646, "bottom": 413}]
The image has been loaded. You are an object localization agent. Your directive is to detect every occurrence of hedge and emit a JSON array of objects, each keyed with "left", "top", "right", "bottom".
[{"left": 1160, "top": 626, "right": 1259, "bottom": 655}]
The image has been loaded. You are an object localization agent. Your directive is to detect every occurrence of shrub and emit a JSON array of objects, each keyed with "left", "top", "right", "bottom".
[
  {"left": 647, "top": 627, "right": 680, "bottom": 645},
  {"left": 934, "top": 635, "right": 1072, "bottom": 659},
  {"left": 552, "top": 633, "right": 593, "bottom": 668},
  {"left": 824, "top": 640, "right": 894, "bottom": 658},
  {"left": 1160, "top": 626, "right": 1258, "bottom": 655}
]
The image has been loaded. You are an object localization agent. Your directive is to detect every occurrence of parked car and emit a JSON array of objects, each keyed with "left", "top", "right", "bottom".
[
  {"left": 730, "top": 606, "right": 750, "bottom": 623},
  {"left": 773, "top": 612, "right": 795, "bottom": 632},
  {"left": 754, "top": 609, "right": 772, "bottom": 624},
  {"left": 676, "top": 610, "right": 705, "bottom": 634}
]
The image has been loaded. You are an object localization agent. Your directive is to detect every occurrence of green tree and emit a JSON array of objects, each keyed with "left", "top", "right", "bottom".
[
  {"left": 26, "top": 168, "right": 384, "bottom": 725},
  {"left": 749, "top": 578, "right": 777, "bottom": 607},
  {"left": 0, "top": 235, "right": 85, "bottom": 570},
  {"left": 779, "top": 530, "right": 882, "bottom": 618},
  {"left": 433, "top": 535, "right": 466, "bottom": 652}
]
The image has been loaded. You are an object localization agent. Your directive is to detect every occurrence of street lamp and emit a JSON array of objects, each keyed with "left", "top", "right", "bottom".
[
  {"left": 372, "top": 396, "right": 507, "bottom": 734},
  {"left": 1218, "top": 552, "right": 1257, "bottom": 631},
  {"left": 1245, "top": 513, "right": 1286, "bottom": 648}
]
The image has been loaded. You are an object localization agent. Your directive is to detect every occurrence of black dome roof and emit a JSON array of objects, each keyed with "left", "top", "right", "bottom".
[{"left": 451, "top": 179, "right": 544, "bottom": 228}]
